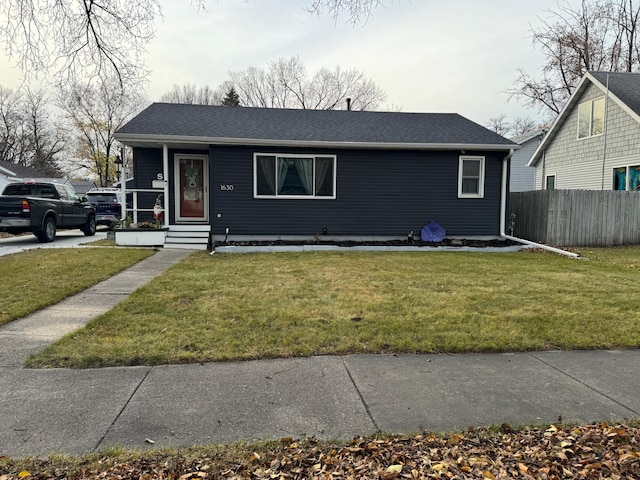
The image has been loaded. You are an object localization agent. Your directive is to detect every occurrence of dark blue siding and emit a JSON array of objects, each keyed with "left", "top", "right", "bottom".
[
  {"left": 133, "top": 147, "right": 208, "bottom": 223},
  {"left": 131, "top": 148, "right": 162, "bottom": 222},
  {"left": 134, "top": 145, "right": 505, "bottom": 236},
  {"left": 210, "top": 145, "right": 505, "bottom": 237}
]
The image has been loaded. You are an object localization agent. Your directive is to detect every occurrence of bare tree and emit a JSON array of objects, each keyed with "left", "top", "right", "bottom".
[
  {"left": 0, "top": 86, "right": 64, "bottom": 175},
  {"left": 307, "top": 0, "right": 384, "bottom": 24},
  {"left": 511, "top": 117, "right": 539, "bottom": 137},
  {"left": 485, "top": 114, "right": 539, "bottom": 138},
  {"left": 0, "top": 86, "right": 24, "bottom": 164},
  {"left": 1, "top": 1, "right": 391, "bottom": 87},
  {"left": 511, "top": 0, "right": 640, "bottom": 116},
  {"left": 486, "top": 115, "right": 510, "bottom": 137},
  {"left": 228, "top": 56, "right": 386, "bottom": 110},
  {"left": 159, "top": 84, "right": 225, "bottom": 105},
  {"left": 0, "top": 0, "right": 161, "bottom": 87},
  {"left": 22, "top": 89, "right": 65, "bottom": 176},
  {"left": 58, "top": 78, "right": 146, "bottom": 186}
]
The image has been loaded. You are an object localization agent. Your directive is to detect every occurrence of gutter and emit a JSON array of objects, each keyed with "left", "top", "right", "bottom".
[
  {"left": 499, "top": 150, "right": 579, "bottom": 258},
  {"left": 0, "top": 165, "right": 16, "bottom": 176},
  {"left": 114, "top": 133, "right": 519, "bottom": 152}
]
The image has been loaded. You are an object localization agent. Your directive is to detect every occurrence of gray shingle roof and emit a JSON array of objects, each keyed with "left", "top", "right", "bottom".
[
  {"left": 0, "top": 161, "right": 48, "bottom": 178},
  {"left": 590, "top": 71, "right": 640, "bottom": 117},
  {"left": 510, "top": 129, "right": 545, "bottom": 145},
  {"left": 116, "top": 104, "right": 516, "bottom": 149}
]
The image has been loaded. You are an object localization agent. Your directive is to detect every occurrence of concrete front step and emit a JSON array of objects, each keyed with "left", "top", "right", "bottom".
[
  {"left": 168, "top": 225, "right": 211, "bottom": 232},
  {"left": 165, "top": 225, "right": 211, "bottom": 250},
  {"left": 165, "top": 237, "right": 208, "bottom": 244},
  {"left": 164, "top": 243, "right": 209, "bottom": 250},
  {"left": 167, "top": 231, "right": 210, "bottom": 238}
]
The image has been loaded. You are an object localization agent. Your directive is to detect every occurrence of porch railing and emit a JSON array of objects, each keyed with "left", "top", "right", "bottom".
[{"left": 122, "top": 188, "right": 165, "bottom": 225}]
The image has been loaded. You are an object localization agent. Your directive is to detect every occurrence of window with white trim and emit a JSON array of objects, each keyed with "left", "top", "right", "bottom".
[
  {"left": 458, "top": 156, "right": 485, "bottom": 198},
  {"left": 613, "top": 165, "right": 640, "bottom": 190},
  {"left": 577, "top": 97, "right": 605, "bottom": 139},
  {"left": 545, "top": 175, "right": 556, "bottom": 190},
  {"left": 254, "top": 154, "right": 336, "bottom": 199}
]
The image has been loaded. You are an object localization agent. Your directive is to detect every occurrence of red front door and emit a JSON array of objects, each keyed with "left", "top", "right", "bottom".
[{"left": 175, "top": 155, "right": 208, "bottom": 222}]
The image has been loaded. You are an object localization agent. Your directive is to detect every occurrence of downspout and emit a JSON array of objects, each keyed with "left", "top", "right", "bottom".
[
  {"left": 163, "top": 144, "right": 170, "bottom": 228},
  {"left": 541, "top": 150, "right": 546, "bottom": 189},
  {"left": 500, "top": 149, "right": 579, "bottom": 258},
  {"left": 600, "top": 73, "right": 610, "bottom": 190}
]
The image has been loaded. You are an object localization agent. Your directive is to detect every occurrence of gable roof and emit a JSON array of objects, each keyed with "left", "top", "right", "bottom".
[
  {"left": 0, "top": 161, "right": 49, "bottom": 178},
  {"left": 116, "top": 103, "right": 517, "bottom": 151},
  {"left": 510, "top": 129, "right": 545, "bottom": 145},
  {"left": 590, "top": 71, "right": 640, "bottom": 118},
  {"left": 529, "top": 71, "right": 640, "bottom": 166}
]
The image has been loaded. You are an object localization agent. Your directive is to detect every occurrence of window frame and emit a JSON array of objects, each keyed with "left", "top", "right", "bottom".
[
  {"left": 253, "top": 153, "right": 337, "bottom": 199},
  {"left": 577, "top": 96, "right": 605, "bottom": 139},
  {"left": 458, "top": 155, "right": 485, "bottom": 198},
  {"left": 545, "top": 174, "right": 556, "bottom": 190},
  {"left": 612, "top": 164, "right": 640, "bottom": 191}
]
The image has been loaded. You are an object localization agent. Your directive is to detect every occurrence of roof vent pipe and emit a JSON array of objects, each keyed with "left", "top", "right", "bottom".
[{"left": 346, "top": 98, "right": 351, "bottom": 111}]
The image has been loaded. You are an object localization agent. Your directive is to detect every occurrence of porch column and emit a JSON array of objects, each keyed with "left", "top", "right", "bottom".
[{"left": 163, "top": 144, "right": 169, "bottom": 227}]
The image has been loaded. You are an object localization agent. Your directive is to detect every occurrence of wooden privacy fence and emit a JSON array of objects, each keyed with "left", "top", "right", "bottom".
[{"left": 509, "top": 190, "right": 640, "bottom": 247}]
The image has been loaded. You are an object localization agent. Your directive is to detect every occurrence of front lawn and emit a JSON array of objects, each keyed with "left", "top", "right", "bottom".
[
  {"left": 0, "top": 248, "right": 155, "bottom": 326},
  {"left": 26, "top": 246, "right": 640, "bottom": 368}
]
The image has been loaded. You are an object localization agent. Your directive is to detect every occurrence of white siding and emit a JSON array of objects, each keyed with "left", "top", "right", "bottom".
[
  {"left": 0, "top": 173, "right": 18, "bottom": 193},
  {"left": 537, "top": 82, "right": 640, "bottom": 190},
  {"left": 510, "top": 136, "right": 539, "bottom": 192}
]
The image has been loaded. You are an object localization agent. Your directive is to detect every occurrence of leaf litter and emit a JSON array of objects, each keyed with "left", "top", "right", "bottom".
[{"left": 1, "top": 422, "right": 639, "bottom": 479}]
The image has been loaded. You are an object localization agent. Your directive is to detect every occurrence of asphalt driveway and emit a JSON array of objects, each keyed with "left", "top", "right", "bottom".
[{"left": 0, "top": 229, "right": 108, "bottom": 257}]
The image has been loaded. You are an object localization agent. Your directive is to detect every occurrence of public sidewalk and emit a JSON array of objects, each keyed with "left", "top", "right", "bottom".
[{"left": 0, "top": 249, "right": 639, "bottom": 458}]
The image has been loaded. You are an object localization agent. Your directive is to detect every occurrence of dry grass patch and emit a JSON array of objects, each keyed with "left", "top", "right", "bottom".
[
  {"left": 27, "top": 247, "right": 640, "bottom": 368},
  {"left": 0, "top": 248, "right": 154, "bottom": 326}
]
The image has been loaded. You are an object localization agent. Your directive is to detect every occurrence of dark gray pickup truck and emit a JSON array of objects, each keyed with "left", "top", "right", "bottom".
[{"left": 0, "top": 182, "right": 96, "bottom": 242}]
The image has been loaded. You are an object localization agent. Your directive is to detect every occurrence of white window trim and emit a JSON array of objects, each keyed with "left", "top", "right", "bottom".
[
  {"left": 612, "top": 163, "right": 640, "bottom": 191},
  {"left": 545, "top": 174, "right": 556, "bottom": 190},
  {"left": 253, "top": 153, "right": 337, "bottom": 199},
  {"left": 458, "top": 155, "right": 485, "bottom": 198},
  {"left": 577, "top": 96, "right": 605, "bottom": 140}
]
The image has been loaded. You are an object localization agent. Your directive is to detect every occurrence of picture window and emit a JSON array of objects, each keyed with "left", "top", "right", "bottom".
[{"left": 254, "top": 154, "right": 336, "bottom": 199}]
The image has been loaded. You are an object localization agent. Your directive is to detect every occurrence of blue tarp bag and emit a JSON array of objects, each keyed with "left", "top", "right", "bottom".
[{"left": 421, "top": 221, "right": 446, "bottom": 242}]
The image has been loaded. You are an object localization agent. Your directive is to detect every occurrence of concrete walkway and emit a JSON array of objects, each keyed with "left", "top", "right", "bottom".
[{"left": 1, "top": 249, "right": 639, "bottom": 458}]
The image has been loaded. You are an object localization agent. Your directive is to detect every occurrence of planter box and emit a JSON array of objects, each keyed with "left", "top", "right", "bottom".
[{"left": 115, "top": 228, "right": 167, "bottom": 247}]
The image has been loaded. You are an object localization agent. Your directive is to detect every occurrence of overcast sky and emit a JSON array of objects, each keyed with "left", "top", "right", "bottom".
[{"left": 1, "top": 0, "right": 567, "bottom": 128}]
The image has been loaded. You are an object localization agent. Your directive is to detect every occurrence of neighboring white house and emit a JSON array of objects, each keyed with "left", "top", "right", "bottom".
[
  {"left": 509, "top": 129, "right": 545, "bottom": 192},
  {"left": 529, "top": 71, "right": 640, "bottom": 191},
  {"left": 0, "top": 161, "right": 58, "bottom": 193},
  {"left": 0, "top": 163, "right": 18, "bottom": 193}
]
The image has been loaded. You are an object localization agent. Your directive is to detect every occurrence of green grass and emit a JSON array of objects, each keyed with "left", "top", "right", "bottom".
[
  {"left": 26, "top": 246, "right": 640, "bottom": 368},
  {"left": 0, "top": 248, "right": 155, "bottom": 326}
]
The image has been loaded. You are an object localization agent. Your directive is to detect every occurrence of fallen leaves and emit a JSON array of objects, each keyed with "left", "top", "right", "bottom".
[{"left": 1, "top": 422, "right": 639, "bottom": 479}]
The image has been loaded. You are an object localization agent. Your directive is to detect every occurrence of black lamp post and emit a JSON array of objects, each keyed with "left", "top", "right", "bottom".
[{"left": 114, "top": 155, "right": 123, "bottom": 175}]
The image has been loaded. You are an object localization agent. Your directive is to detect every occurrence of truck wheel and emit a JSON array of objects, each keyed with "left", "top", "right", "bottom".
[
  {"left": 35, "top": 217, "right": 56, "bottom": 243},
  {"left": 82, "top": 215, "right": 97, "bottom": 236}
]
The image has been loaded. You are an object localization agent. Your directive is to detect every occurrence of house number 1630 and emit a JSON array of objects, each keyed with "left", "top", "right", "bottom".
[{"left": 220, "top": 184, "right": 234, "bottom": 191}]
